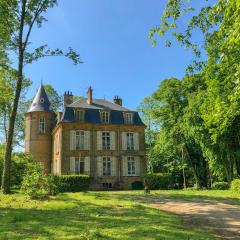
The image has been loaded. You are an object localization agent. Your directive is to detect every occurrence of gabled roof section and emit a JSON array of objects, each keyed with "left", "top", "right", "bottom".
[
  {"left": 27, "top": 84, "right": 53, "bottom": 113},
  {"left": 68, "top": 98, "right": 132, "bottom": 112}
]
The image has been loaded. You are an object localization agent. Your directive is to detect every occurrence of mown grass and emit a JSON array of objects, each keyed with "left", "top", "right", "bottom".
[
  {"left": 0, "top": 190, "right": 235, "bottom": 240},
  {"left": 110, "top": 189, "right": 240, "bottom": 205}
]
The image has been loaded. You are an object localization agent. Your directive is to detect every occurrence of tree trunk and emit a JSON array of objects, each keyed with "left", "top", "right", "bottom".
[
  {"left": 1, "top": 0, "right": 26, "bottom": 194},
  {"left": 182, "top": 147, "right": 186, "bottom": 189},
  {"left": 184, "top": 145, "right": 199, "bottom": 187}
]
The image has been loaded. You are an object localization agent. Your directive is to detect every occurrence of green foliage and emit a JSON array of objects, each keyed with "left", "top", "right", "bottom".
[
  {"left": 0, "top": 0, "right": 82, "bottom": 194},
  {"left": 56, "top": 174, "right": 90, "bottom": 192},
  {"left": 46, "top": 174, "right": 59, "bottom": 196},
  {"left": 230, "top": 179, "right": 240, "bottom": 194},
  {"left": 142, "top": 0, "right": 240, "bottom": 188},
  {"left": 44, "top": 84, "right": 62, "bottom": 111},
  {"left": 0, "top": 145, "right": 32, "bottom": 187},
  {"left": 20, "top": 162, "right": 55, "bottom": 199},
  {"left": 212, "top": 182, "right": 229, "bottom": 190},
  {"left": 0, "top": 69, "right": 32, "bottom": 144},
  {"left": 143, "top": 173, "right": 173, "bottom": 190}
]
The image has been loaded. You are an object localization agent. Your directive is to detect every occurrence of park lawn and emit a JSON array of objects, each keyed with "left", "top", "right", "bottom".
[
  {"left": 111, "top": 189, "right": 240, "bottom": 205},
  {"left": 0, "top": 190, "right": 234, "bottom": 240}
]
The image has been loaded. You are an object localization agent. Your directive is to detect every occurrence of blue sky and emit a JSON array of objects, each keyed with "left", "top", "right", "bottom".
[{"left": 24, "top": 0, "right": 212, "bottom": 111}]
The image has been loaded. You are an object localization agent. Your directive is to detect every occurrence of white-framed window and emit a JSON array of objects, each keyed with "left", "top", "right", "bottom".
[
  {"left": 102, "top": 131, "right": 110, "bottom": 150},
  {"left": 103, "top": 157, "right": 111, "bottom": 176},
  {"left": 101, "top": 111, "right": 110, "bottom": 123},
  {"left": 75, "top": 157, "right": 85, "bottom": 174},
  {"left": 39, "top": 117, "right": 45, "bottom": 134},
  {"left": 122, "top": 132, "right": 139, "bottom": 151},
  {"left": 74, "top": 109, "right": 84, "bottom": 121},
  {"left": 126, "top": 132, "right": 134, "bottom": 150},
  {"left": 76, "top": 130, "right": 85, "bottom": 150},
  {"left": 125, "top": 113, "right": 133, "bottom": 124},
  {"left": 127, "top": 156, "right": 136, "bottom": 175}
]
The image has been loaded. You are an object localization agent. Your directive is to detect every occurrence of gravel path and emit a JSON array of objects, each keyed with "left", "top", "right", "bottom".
[{"left": 151, "top": 199, "right": 240, "bottom": 239}]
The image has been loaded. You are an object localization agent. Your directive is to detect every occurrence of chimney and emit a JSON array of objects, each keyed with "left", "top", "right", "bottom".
[
  {"left": 63, "top": 91, "right": 73, "bottom": 108},
  {"left": 113, "top": 96, "right": 122, "bottom": 106},
  {"left": 87, "top": 86, "right": 93, "bottom": 104}
]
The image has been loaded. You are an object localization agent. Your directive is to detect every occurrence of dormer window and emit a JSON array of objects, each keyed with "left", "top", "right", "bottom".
[
  {"left": 125, "top": 113, "right": 133, "bottom": 124},
  {"left": 40, "top": 98, "right": 44, "bottom": 103},
  {"left": 101, "top": 111, "right": 110, "bottom": 123},
  {"left": 74, "top": 109, "right": 84, "bottom": 121}
]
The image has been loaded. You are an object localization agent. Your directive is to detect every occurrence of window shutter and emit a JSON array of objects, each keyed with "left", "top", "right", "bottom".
[
  {"left": 70, "top": 130, "right": 76, "bottom": 150},
  {"left": 84, "top": 156, "right": 90, "bottom": 174},
  {"left": 110, "top": 131, "right": 116, "bottom": 150},
  {"left": 70, "top": 157, "right": 75, "bottom": 174},
  {"left": 111, "top": 157, "right": 117, "bottom": 176},
  {"left": 97, "top": 131, "right": 102, "bottom": 150},
  {"left": 122, "top": 156, "right": 127, "bottom": 176},
  {"left": 84, "top": 131, "right": 90, "bottom": 150},
  {"left": 97, "top": 156, "right": 103, "bottom": 176},
  {"left": 122, "top": 132, "right": 127, "bottom": 150},
  {"left": 134, "top": 132, "right": 139, "bottom": 150},
  {"left": 135, "top": 157, "right": 140, "bottom": 176}
]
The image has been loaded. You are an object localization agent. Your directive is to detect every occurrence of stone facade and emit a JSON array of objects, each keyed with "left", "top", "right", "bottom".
[
  {"left": 25, "top": 84, "right": 146, "bottom": 190},
  {"left": 25, "top": 111, "right": 55, "bottom": 174}
]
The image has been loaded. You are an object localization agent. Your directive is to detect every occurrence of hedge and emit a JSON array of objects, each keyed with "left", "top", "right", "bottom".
[
  {"left": 230, "top": 178, "right": 240, "bottom": 193},
  {"left": 143, "top": 173, "right": 173, "bottom": 190},
  {"left": 56, "top": 174, "right": 90, "bottom": 192},
  {"left": 211, "top": 182, "right": 229, "bottom": 190}
]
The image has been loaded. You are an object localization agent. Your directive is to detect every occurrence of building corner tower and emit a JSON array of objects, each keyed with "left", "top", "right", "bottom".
[{"left": 25, "top": 83, "right": 55, "bottom": 173}]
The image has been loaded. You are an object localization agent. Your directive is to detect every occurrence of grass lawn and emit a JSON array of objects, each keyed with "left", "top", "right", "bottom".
[{"left": 0, "top": 190, "right": 238, "bottom": 240}]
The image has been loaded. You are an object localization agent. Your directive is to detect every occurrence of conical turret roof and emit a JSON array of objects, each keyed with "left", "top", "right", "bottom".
[{"left": 27, "top": 83, "right": 53, "bottom": 113}]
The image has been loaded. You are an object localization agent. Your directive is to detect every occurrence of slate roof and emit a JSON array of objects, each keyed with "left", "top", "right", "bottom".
[
  {"left": 61, "top": 106, "right": 145, "bottom": 126},
  {"left": 61, "top": 98, "right": 145, "bottom": 126},
  {"left": 27, "top": 84, "right": 53, "bottom": 113},
  {"left": 27, "top": 85, "right": 145, "bottom": 126},
  {"left": 68, "top": 98, "right": 131, "bottom": 111}
]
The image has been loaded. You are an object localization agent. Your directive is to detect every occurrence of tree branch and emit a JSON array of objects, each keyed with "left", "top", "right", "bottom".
[{"left": 23, "top": 0, "right": 48, "bottom": 52}]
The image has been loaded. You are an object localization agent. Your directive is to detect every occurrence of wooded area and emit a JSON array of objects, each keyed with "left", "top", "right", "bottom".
[{"left": 139, "top": 0, "right": 240, "bottom": 187}]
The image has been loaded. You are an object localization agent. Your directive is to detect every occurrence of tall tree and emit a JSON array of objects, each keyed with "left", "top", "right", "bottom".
[
  {"left": 147, "top": 0, "right": 240, "bottom": 182},
  {"left": 0, "top": 0, "right": 82, "bottom": 194}
]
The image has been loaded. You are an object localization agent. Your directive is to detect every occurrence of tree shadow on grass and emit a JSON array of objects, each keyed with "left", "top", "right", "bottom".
[
  {"left": 0, "top": 193, "right": 216, "bottom": 240},
  {"left": 93, "top": 191, "right": 240, "bottom": 240},
  {"left": 98, "top": 191, "right": 240, "bottom": 206}
]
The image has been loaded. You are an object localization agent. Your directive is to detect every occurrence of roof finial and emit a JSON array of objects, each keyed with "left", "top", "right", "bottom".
[{"left": 41, "top": 78, "right": 43, "bottom": 86}]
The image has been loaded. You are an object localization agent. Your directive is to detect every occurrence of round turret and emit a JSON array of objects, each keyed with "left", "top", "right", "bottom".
[{"left": 25, "top": 84, "right": 55, "bottom": 174}]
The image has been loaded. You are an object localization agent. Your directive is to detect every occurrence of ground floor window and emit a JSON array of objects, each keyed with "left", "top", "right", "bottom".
[
  {"left": 127, "top": 156, "right": 136, "bottom": 175},
  {"left": 75, "top": 157, "right": 85, "bottom": 174},
  {"left": 102, "top": 182, "right": 112, "bottom": 189},
  {"left": 103, "top": 157, "right": 111, "bottom": 176}
]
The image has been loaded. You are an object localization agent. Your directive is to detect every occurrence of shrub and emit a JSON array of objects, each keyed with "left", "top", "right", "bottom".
[
  {"left": 143, "top": 173, "right": 173, "bottom": 190},
  {"left": 56, "top": 174, "right": 90, "bottom": 192},
  {"left": 47, "top": 175, "right": 60, "bottom": 196},
  {"left": 230, "top": 178, "right": 240, "bottom": 193},
  {"left": 0, "top": 146, "right": 32, "bottom": 187},
  {"left": 20, "top": 162, "right": 50, "bottom": 199},
  {"left": 212, "top": 182, "right": 229, "bottom": 190}
]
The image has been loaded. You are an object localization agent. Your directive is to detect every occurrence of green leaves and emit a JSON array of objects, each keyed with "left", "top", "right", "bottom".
[{"left": 24, "top": 45, "right": 83, "bottom": 65}]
